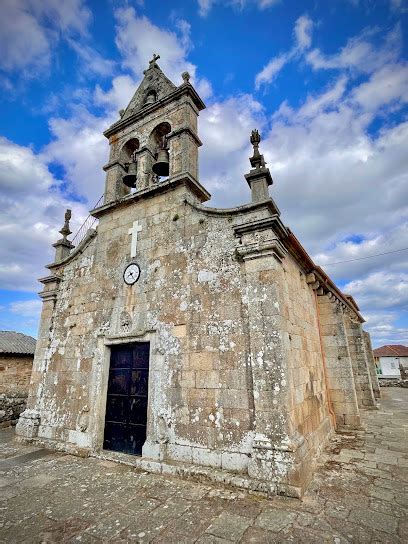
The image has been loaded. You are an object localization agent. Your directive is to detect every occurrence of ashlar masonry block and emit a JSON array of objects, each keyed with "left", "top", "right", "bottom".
[{"left": 317, "top": 296, "right": 361, "bottom": 429}]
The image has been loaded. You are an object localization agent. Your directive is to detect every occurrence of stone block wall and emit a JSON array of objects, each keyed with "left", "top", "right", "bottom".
[
  {"left": 345, "top": 319, "right": 376, "bottom": 408},
  {"left": 278, "top": 257, "right": 333, "bottom": 490},
  {"left": 0, "top": 354, "right": 33, "bottom": 426},
  {"left": 363, "top": 331, "right": 381, "bottom": 400},
  {"left": 316, "top": 296, "right": 361, "bottom": 429},
  {"left": 18, "top": 177, "right": 378, "bottom": 496}
]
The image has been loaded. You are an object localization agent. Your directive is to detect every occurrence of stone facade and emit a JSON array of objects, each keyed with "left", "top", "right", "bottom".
[
  {"left": 0, "top": 354, "right": 34, "bottom": 427},
  {"left": 17, "top": 58, "right": 379, "bottom": 497}
]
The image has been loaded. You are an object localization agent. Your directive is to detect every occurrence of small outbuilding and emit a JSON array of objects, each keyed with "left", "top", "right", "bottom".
[
  {"left": 373, "top": 345, "right": 408, "bottom": 379},
  {"left": 0, "top": 331, "right": 36, "bottom": 427}
]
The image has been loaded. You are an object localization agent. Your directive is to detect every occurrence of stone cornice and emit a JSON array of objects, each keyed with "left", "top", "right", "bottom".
[
  {"left": 244, "top": 166, "right": 273, "bottom": 187},
  {"left": 184, "top": 196, "right": 280, "bottom": 218},
  {"left": 47, "top": 229, "right": 97, "bottom": 270},
  {"left": 233, "top": 216, "right": 288, "bottom": 241},
  {"left": 91, "top": 174, "right": 211, "bottom": 219},
  {"left": 235, "top": 239, "right": 288, "bottom": 262},
  {"left": 38, "top": 275, "right": 61, "bottom": 285},
  {"left": 104, "top": 84, "right": 206, "bottom": 139},
  {"left": 167, "top": 126, "right": 202, "bottom": 147},
  {"left": 38, "top": 289, "right": 59, "bottom": 302},
  {"left": 284, "top": 229, "right": 364, "bottom": 322}
]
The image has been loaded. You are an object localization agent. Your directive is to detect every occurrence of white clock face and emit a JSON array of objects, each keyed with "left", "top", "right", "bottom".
[{"left": 123, "top": 263, "right": 141, "bottom": 285}]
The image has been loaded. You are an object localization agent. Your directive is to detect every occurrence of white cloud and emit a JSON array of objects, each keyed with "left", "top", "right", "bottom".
[
  {"left": 2, "top": 5, "right": 407, "bottom": 346},
  {"left": 198, "top": 0, "right": 215, "bottom": 16},
  {"left": 351, "top": 62, "right": 408, "bottom": 111},
  {"left": 68, "top": 40, "right": 116, "bottom": 77},
  {"left": 294, "top": 15, "right": 313, "bottom": 50},
  {"left": 344, "top": 271, "right": 408, "bottom": 310},
  {"left": 0, "top": 137, "right": 88, "bottom": 291},
  {"left": 306, "top": 24, "right": 402, "bottom": 75},
  {"left": 363, "top": 312, "right": 408, "bottom": 347},
  {"left": 10, "top": 299, "right": 42, "bottom": 319},
  {"left": 255, "top": 53, "right": 291, "bottom": 90},
  {"left": 295, "top": 76, "right": 348, "bottom": 119},
  {"left": 197, "top": 0, "right": 280, "bottom": 17},
  {"left": 43, "top": 108, "right": 112, "bottom": 204},
  {"left": 390, "top": 0, "right": 408, "bottom": 12},
  {"left": 0, "top": 0, "right": 91, "bottom": 73},
  {"left": 95, "top": 75, "right": 138, "bottom": 113},
  {"left": 114, "top": 7, "right": 195, "bottom": 85},
  {"left": 200, "top": 94, "right": 264, "bottom": 199},
  {"left": 255, "top": 14, "right": 313, "bottom": 89}
]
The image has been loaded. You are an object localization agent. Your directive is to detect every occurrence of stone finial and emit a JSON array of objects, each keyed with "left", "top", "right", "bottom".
[
  {"left": 60, "top": 209, "right": 72, "bottom": 240},
  {"left": 181, "top": 71, "right": 191, "bottom": 84},
  {"left": 245, "top": 129, "right": 273, "bottom": 203},
  {"left": 53, "top": 208, "right": 74, "bottom": 262},
  {"left": 249, "top": 129, "right": 266, "bottom": 170}
]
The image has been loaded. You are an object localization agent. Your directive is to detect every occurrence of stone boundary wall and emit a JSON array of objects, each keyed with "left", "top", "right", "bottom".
[
  {"left": 0, "top": 354, "right": 33, "bottom": 427},
  {"left": 0, "top": 393, "right": 28, "bottom": 427}
]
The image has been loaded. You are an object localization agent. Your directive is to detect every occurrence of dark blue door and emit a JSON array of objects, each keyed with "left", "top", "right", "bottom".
[{"left": 103, "top": 342, "right": 150, "bottom": 455}]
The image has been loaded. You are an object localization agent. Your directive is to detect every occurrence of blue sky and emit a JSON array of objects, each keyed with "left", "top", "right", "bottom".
[{"left": 0, "top": 0, "right": 407, "bottom": 346}]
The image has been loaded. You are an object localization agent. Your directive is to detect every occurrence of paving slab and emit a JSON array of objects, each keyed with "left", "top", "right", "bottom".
[{"left": 0, "top": 388, "right": 407, "bottom": 543}]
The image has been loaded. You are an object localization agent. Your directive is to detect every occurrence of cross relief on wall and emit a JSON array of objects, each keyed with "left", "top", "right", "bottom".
[{"left": 128, "top": 220, "right": 143, "bottom": 258}]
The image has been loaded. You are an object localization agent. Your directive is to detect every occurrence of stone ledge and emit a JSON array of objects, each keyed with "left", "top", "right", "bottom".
[{"left": 91, "top": 449, "right": 303, "bottom": 499}]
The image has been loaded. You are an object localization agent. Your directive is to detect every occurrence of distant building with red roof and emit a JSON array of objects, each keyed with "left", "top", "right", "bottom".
[{"left": 373, "top": 345, "right": 408, "bottom": 379}]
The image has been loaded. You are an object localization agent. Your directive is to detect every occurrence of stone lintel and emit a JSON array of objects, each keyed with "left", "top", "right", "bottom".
[
  {"left": 103, "top": 330, "right": 156, "bottom": 343},
  {"left": 91, "top": 173, "right": 211, "bottom": 219}
]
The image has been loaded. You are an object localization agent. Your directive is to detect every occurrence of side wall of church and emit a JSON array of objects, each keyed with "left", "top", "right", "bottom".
[{"left": 279, "top": 255, "right": 333, "bottom": 486}]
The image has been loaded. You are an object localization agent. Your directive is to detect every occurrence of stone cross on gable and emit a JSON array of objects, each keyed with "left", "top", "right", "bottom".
[
  {"left": 128, "top": 220, "right": 142, "bottom": 258},
  {"left": 149, "top": 54, "right": 160, "bottom": 67}
]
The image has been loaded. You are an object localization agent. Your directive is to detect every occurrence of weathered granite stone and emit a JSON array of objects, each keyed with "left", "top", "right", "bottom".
[{"left": 16, "top": 58, "right": 377, "bottom": 497}]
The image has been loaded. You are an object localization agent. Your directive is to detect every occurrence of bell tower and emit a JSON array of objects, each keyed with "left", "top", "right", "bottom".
[{"left": 102, "top": 55, "right": 206, "bottom": 204}]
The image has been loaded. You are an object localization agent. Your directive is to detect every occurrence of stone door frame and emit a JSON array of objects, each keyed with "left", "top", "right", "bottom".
[{"left": 92, "top": 332, "right": 156, "bottom": 456}]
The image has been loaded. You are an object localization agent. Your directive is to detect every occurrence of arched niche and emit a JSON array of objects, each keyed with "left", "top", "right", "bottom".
[
  {"left": 119, "top": 138, "right": 140, "bottom": 193},
  {"left": 149, "top": 122, "right": 171, "bottom": 151},
  {"left": 149, "top": 122, "right": 171, "bottom": 179},
  {"left": 119, "top": 138, "right": 140, "bottom": 164},
  {"left": 143, "top": 90, "right": 157, "bottom": 107}
]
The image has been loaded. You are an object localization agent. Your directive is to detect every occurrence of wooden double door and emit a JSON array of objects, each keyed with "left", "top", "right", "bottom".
[{"left": 103, "top": 342, "right": 150, "bottom": 456}]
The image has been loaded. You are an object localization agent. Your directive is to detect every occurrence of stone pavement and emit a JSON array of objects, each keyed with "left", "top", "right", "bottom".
[{"left": 0, "top": 388, "right": 407, "bottom": 543}]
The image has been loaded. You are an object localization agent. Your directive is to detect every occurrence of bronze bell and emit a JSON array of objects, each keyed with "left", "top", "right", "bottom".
[
  {"left": 152, "top": 148, "right": 170, "bottom": 177},
  {"left": 122, "top": 160, "right": 137, "bottom": 188}
]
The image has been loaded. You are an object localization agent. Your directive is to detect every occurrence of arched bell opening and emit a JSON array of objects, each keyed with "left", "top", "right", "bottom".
[
  {"left": 143, "top": 90, "right": 157, "bottom": 107},
  {"left": 149, "top": 122, "right": 171, "bottom": 180},
  {"left": 120, "top": 138, "right": 140, "bottom": 189}
]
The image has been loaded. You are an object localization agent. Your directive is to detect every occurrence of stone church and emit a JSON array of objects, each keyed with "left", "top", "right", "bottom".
[{"left": 17, "top": 56, "right": 380, "bottom": 497}]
